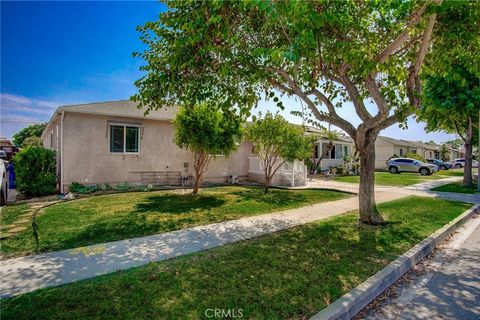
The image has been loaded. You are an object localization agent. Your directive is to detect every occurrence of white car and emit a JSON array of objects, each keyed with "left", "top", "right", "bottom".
[
  {"left": 453, "top": 158, "right": 479, "bottom": 169},
  {"left": 0, "top": 151, "right": 7, "bottom": 206}
]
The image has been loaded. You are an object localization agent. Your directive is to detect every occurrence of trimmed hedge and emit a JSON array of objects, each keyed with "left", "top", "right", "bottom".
[{"left": 13, "top": 146, "right": 57, "bottom": 196}]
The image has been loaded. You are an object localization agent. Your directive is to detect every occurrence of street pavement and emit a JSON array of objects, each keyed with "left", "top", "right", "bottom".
[{"left": 364, "top": 212, "right": 480, "bottom": 319}]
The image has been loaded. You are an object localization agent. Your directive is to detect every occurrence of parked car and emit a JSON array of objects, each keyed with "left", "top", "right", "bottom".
[
  {"left": 386, "top": 158, "right": 438, "bottom": 175},
  {"left": 453, "top": 158, "right": 479, "bottom": 169},
  {"left": 0, "top": 151, "right": 7, "bottom": 206},
  {"left": 425, "top": 158, "right": 452, "bottom": 170}
]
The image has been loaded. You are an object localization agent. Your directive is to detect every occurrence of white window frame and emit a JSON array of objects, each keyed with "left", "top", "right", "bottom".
[{"left": 108, "top": 121, "right": 142, "bottom": 154}]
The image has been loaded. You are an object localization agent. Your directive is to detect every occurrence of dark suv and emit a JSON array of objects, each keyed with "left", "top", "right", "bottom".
[{"left": 425, "top": 158, "right": 452, "bottom": 170}]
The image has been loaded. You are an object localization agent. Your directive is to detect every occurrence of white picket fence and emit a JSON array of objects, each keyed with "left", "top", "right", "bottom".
[{"left": 248, "top": 156, "right": 307, "bottom": 187}]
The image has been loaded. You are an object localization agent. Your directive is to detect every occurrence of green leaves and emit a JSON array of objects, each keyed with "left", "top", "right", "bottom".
[
  {"left": 13, "top": 146, "right": 57, "bottom": 196},
  {"left": 418, "top": 64, "right": 480, "bottom": 143},
  {"left": 12, "top": 123, "right": 47, "bottom": 147},
  {"left": 246, "top": 112, "right": 312, "bottom": 163},
  {"left": 173, "top": 103, "right": 244, "bottom": 156}
]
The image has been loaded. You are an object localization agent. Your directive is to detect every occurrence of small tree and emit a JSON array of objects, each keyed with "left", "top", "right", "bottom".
[
  {"left": 23, "top": 136, "right": 43, "bottom": 147},
  {"left": 310, "top": 130, "right": 340, "bottom": 175},
  {"left": 440, "top": 144, "right": 450, "bottom": 162},
  {"left": 12, "top": 123, "right": 47, "bottom": 147},
  {"left": 247, "top": 112, "right": 312, "bottom": 193},
  {"left": 174, "top": 104, "right": 243, "bottom": 194},
  {"left": 13, "top": 146, "right": 56, "bottom": 196}
]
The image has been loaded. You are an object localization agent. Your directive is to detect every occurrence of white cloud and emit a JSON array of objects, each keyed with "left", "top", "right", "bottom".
[
  {"left": 0, "top": 93, "right": 32, "bottom": 106},
  {"left": 0, "top": 93, "right": 59, "bottom": 116}
]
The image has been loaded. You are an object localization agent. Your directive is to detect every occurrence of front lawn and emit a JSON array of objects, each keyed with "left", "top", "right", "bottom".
[
  {"left": 1, "top": 197, "right": 470, "bottom": 320},
  {"left": 334, "top": 172, "right": 445, "bottom": 186},
  {"left": 0, "top": 186, "right": 351, "bottom": 256},
  {"left": 432, "top": 181, "right": 479, "bottom": 194}
]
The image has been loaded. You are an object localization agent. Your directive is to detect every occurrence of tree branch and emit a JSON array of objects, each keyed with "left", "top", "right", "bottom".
[
  {"left": 407, "top": 11, "right": 438, "bottom": 108},
  {"left": 454, "top": 121, "right": 467, "bottom": 142},
  {"left": 266, "top": 66, "right": 357, "bottom": 137},
  {"left": 340, "top": 73, "right": 372, "bottom": 121},
  {"left": 376, "top": 2, "right": 431, "bottom": 63}
]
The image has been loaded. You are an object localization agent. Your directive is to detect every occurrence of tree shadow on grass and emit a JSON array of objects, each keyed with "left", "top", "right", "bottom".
[
  {"left": 231, "top": 188, "right": 306, "bottom": 206},
  {"left": 134, "top": 193, "right": 226, "bottom": 214}
]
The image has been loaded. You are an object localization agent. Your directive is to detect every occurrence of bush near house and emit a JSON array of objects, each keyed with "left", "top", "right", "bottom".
[
  {"left": 13, "top": 146, "right": 56, "bottom": 196},
  {"left": 406, "top": 153, "right": 425, "bottom": 162},
  {"left": 22, "top": 136, "right": 44, "bottom": 147}
]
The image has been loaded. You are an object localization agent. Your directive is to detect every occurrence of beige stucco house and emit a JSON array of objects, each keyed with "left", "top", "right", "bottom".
[
  {"left": 374, "top": 136, "right": 463, "bottom": 169},
  {"left": 42, "top": 100, "right": 308, "bottom": 192}
]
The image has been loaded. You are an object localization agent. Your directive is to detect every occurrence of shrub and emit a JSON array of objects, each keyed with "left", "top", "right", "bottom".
[
  {"left": 69, "top": 182, "right": 97, "bottom": 194},
  {"left": 12, "top": 123, "right": 47, "bottom": 147},
  {"left": 114, "top": 182, "right": 133, "bottom": 192},
  {"left": 69, "top": 182, "right": 83, "bottom": 193},
  {"left": 406, "top": 153, "right": 426, "bottom": 162},
  {"left": 23, "top": 136, "right": 43, "bottom": 147},
  {"left": 13, "top": 146, "right": 56, "bottom": 196}
]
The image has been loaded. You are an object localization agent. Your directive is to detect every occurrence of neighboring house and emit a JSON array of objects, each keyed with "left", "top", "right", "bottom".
[
  {"left": 446, "top": 145, "right": 464, "bottom": 161},
  {"left": 306, "top": 127, "right": 354, "bottom": 172},
  {"left": 374, "top": 136, "right": 463, "bottom": 169},
  {"left": 375, "top": 136, "right": 417, "bottom": 169},
  {"left": 407, "top": 141, "right": 441, "bottom": 160},
  {"left": 42, "top": 100, "right": 307, "bottom": 192},
  {"left": 0, "top": 137, "right": 18, "bottom": 161}
]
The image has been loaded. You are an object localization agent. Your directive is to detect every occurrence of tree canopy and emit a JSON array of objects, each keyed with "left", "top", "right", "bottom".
[
  {"left": 133, "top": 0, "right": 477, "bottom": 223},
  {"left": 173, "top": 103, "right": 243, "bottom": 193},
  {"left": 418, "top": 65, "right": 479, "bottom": 185},
  {"left": 12, "top": 123, "right": 47, "bottom": 147},
  {"left": 22, "top": 136, "right": 44, "bottom": 148},
  {"left": 246, "top": 112, "right": 312, "bottom": 193}
]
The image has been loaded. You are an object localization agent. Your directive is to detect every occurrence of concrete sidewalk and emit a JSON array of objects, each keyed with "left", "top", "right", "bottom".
[
  {"left": 365, "top": 211, "right": 480, "bottom": 319},
  {"left": 0, "top": 179, "right": 472, "bottom": 298}
]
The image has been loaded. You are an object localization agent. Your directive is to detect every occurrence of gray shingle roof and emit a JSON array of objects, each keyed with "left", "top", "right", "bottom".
[{"left": 57, "top": 100, "right": 178, "bottom": 120}]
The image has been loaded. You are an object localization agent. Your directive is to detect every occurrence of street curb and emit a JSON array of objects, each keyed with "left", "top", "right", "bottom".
[{"left": 310, "top": 203, "right": 480, "bottom": 320}]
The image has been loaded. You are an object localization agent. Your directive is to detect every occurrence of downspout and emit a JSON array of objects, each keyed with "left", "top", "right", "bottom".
[{"left": 60, "top": 111, "right": 65, "bottom": 194}]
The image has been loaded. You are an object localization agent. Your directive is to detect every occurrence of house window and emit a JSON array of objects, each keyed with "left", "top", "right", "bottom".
[
  {"left": 314, "top": 145, "right": 319, "bottom": 159},
  {"left": 344, "top": 145, "right": 349, "bottom": 157},
  {"left": 109, "top": 125, "right": 140, "bottom": 153},
  {"left": 399, "top": 148, "right": 404, "bottom": 156},
  {"left": 411, "top": 149, "right": 416, "bottom": 154},
  {"left": 322, "top": 143, "right": 335, "bottom": 159}
]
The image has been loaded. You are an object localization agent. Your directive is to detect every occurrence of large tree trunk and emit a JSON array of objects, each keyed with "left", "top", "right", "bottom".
[
  {"left": 357, "top": 130, "right": 384, "bottom": 225},
  {"left": 463, "top": 117, "right": 473, "bottom": 186}
]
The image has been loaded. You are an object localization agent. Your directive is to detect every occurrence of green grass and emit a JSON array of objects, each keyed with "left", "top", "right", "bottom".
[
  {"left": 334, "top": 172, "right": 445, "bottom": 186},
  {"left": 0, "top": 186, "right": 350, "bottom": 256},
  {"left": 432, "top": 181, "right": 479, "bottom": 194},
  {"left": 436, "top": 169, "right": 468, "bottom": 177},
  {"left": 0, "top": 204, "right": 30, "bottom": 226},
  {"left": 1, "top": 197, "right": 470, "bottom": 320}
]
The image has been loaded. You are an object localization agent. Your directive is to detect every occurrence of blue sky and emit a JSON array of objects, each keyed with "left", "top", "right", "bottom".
[{"left": 1, "top": 1, "right": 456, "bottom": 143}]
